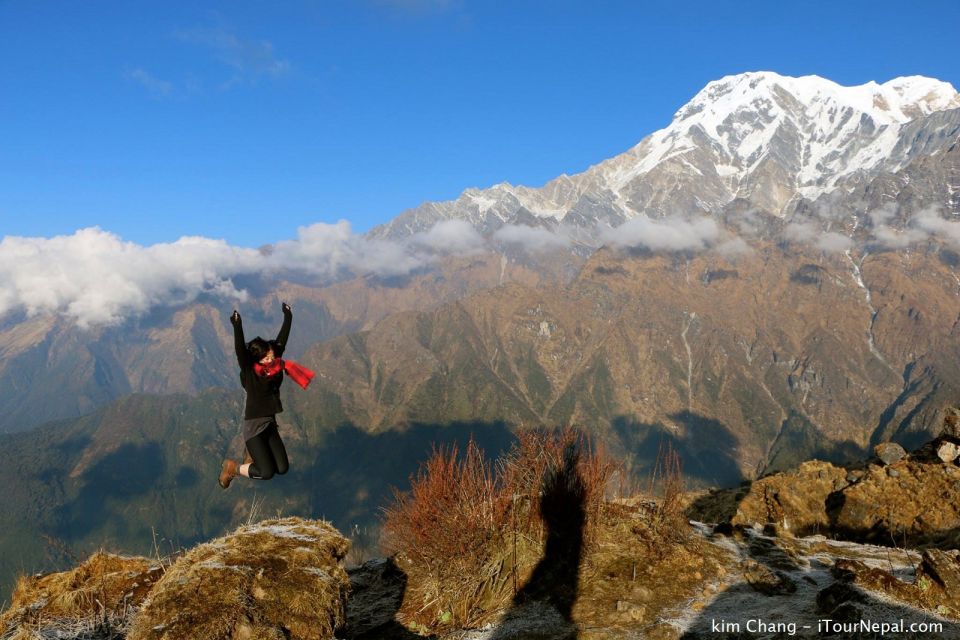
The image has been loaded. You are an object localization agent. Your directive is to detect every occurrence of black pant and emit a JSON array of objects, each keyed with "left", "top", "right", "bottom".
[{"left": 245, "top": 422, "right": 289, "bottom": 480}]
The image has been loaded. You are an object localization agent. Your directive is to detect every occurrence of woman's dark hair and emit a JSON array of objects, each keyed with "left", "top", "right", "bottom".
[{"left": 247, "top": 337, "right": 273, "bottom": 361}]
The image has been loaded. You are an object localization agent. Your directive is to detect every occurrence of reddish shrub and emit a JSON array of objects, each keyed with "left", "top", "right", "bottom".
[{"left": 382, "top": 429, "right": 620, "bottom": 631}]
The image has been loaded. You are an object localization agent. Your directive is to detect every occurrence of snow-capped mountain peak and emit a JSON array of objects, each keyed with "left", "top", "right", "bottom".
[
  {"left": 677, "top": 72, "right": 959, "bottom": 126},
  {"left": 370, "top": 72, "right": 960, "bottom": 240},
  {"left": 591, "top": 72, "right": 960, "bottom": 209}
]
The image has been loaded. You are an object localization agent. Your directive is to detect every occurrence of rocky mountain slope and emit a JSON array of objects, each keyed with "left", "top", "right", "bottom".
[
  {"left": 295, "top": 234, "right": 960, "bottom": 483},
  {"left": 0, "top": 253, "right": 559, "bottom": 433}
]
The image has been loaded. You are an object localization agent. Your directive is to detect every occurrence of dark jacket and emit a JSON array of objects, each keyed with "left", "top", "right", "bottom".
[{"left": 233, "top": 308, "right": 292, "bottom": 419}]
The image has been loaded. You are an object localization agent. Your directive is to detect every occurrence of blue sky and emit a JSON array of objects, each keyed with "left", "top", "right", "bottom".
[{"left": 2, "top": 0, "right": 959, "bottom": 248}]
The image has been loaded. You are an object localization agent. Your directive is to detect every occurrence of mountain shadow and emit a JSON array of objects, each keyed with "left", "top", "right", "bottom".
[
  {"left": 611, "top": 412, "right": 744, "bottom": 489},
  {"left": 53, "top": 442, "right": 165, "bottom": 544},
  {"left": 296, "top": 420, "right": 517, "bottom": 528},
  {"left": 762, "top": 412, "right": 866, "bottom": 476},
  {"left": 0, "top": 409, "right": 517, "bottom": 603},
  {"left": 488, "top": 443, "right": 585, "bottom": 640}
]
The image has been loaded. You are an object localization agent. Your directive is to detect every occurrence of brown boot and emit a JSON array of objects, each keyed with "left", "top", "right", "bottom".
[{"left": 219, "top": 459, "right": 238, "bottom": 489}]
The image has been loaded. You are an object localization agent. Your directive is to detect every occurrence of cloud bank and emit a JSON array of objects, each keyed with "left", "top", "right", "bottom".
[
  {"left": 0, "top": 229, "right": 258, "bottom": 327},
  {"left": 598, "top": 215, "right": 722, "bottom": 252},
  {"left": 7, "top": 204, "right": 960, "bottom": 327},
  {"left": 492, "top": 224, "right": 573, "bottom": 252},
  {"left": 0, "top": 220, "right": 489, "bottom": 327}
]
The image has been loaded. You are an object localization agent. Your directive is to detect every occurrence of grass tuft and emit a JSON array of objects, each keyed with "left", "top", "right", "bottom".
[{"left": 382, "top": 428, "right": 619, "bottom": 632}]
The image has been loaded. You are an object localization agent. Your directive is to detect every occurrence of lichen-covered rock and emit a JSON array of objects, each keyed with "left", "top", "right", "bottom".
[
  {"left": 127, "top": 517, "right": 350, "bottom": 640},
  {"left": 0, "top": 551, "right": 162, "bottom": 637},
  {"left": 833, "top": 462, "right": 960, "bottom": 543},
  {"left": 728, "top": 460, "right": 848, "bottom": 533},
  {"left": 874, "top": 442, "right": 907, "bottom": 466}
]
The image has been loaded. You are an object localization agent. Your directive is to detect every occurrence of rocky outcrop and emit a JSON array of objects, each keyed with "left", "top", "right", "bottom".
[
  {"left": 824, "top": 550, "right": 960, "bottom": 620},
  {"left": 0, "top": 552, "right": 162, "bottom": 637},
  {"left": 128, "top": 518, "right": 350, "bottom": 640},
  {"left": 0, "top": 519, "right": 351, "bottom": 640},
  {"left": 691, "top": 428, "right": 960, "bottom": 547}
]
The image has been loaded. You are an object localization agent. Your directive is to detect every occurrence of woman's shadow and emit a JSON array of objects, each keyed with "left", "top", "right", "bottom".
[{"left": 489, "top": 442, "right": 586, "bottom": 639}]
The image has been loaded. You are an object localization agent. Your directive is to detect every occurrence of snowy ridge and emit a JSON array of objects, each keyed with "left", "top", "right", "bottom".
[
  {"left": 594, "top": 72, "right": 960, "bottom": 203},
  {"left": 371, "top": 72, "right": 960, "bottom": 239}
]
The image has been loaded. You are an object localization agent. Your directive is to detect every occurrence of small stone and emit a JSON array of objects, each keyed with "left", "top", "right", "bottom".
[
  {"left": 816, "top": 582, "right": 868, "bottom": 614},
  {"left": 938, "top": 441, "right": 960, "bottom": 463},
  {"left": 846, "top": 471, "right": 863, "bottom": 483},
  {"left": 874, "top": 442, "right": 907, "bottom": 466},
  {"left": 741, "top": 559, "right": 798, "bottom": 596},
  {"left": 887, "top": 468, "right": 901, "bottom": 478}
]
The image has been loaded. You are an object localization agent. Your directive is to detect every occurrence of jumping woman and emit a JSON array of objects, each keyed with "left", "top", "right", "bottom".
[{"left": 220, "top": 302, "right": 315, "bottom": 489}]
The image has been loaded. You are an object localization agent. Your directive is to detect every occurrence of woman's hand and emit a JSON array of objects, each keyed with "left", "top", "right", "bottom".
[
  {"left": 282, "top": 302, "right": 292, "bottom": 315},
  {"left": 230, "top": 310, "right": 241, "bottom": 326}
]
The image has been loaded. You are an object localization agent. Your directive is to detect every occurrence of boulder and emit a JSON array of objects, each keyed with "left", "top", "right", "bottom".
[
  {"left": 727, "top": 460, "right": 848, "bottom": 533},
  {"left": 834, "top": 463, "right": 960, "bottom": 542},
  {"left": 829, "top": 554, "right": 960, "bottom": 618},
  {"left": 127, "top": 517, "right": 350, "bottom": 640},
  {"left": 938, "top": 441, "right": 960, "bottom": 463},
  {"left": 874, "top": 442, "right": 907, "bottom": 466}
]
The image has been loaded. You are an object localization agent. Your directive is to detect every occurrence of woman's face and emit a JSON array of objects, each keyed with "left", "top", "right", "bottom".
[{"left": 259, "top": 349, "right": 275, "bottom": 365}]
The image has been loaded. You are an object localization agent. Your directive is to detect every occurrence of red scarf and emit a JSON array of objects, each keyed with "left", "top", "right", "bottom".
[{"left": 253, "top": 358, "right": 315, "bottom": 389}]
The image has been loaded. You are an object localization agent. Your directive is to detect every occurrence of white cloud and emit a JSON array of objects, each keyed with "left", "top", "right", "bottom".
[
  {"left": 0, "top": 220, "right": 488, "bottom": 327},
  {"left": 865, "top": 203, "right": 951, "bottom": 249},
  {"left": 0, "top": 228, "right": 259, "bottom": 327},
  {"left": 599, "top": 215, "right": 721, "bottom": 252},
  {"left": 408, "top": 219, "right": 486, "bottom": 255},
  {"left": 267, "top": 221, "right": 428, "bottom": 277},
  {"left": 783, "top": 222, "right": 852, "bottom": 252},
  {"left": 816, "top": 231, "right": 854, "bottom": 253},
  {"left": 783, "top": 222, "right": 817, "bottom": 243},
  {"left": 492, "top": 224, "right": 572, "bottom": 252},
  {"left": 716, "top": 236, "right": 753, "bottom": 256},
  {"left": 912, "top": 207, "right": 960, "bottom": 247}
]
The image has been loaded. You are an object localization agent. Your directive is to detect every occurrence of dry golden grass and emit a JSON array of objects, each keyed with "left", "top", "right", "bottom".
[
  {"left": 126, "top": 517, "right": 350, "bottom": 640},
  {"left": 383, "top": 429, "right": 620, "bottom": 633},
  {"left": 572, "top": 502, "right": 726, "bottom": 630},
  {"left": 0, "top": 551, "right": 163, "bottom": 637}
]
